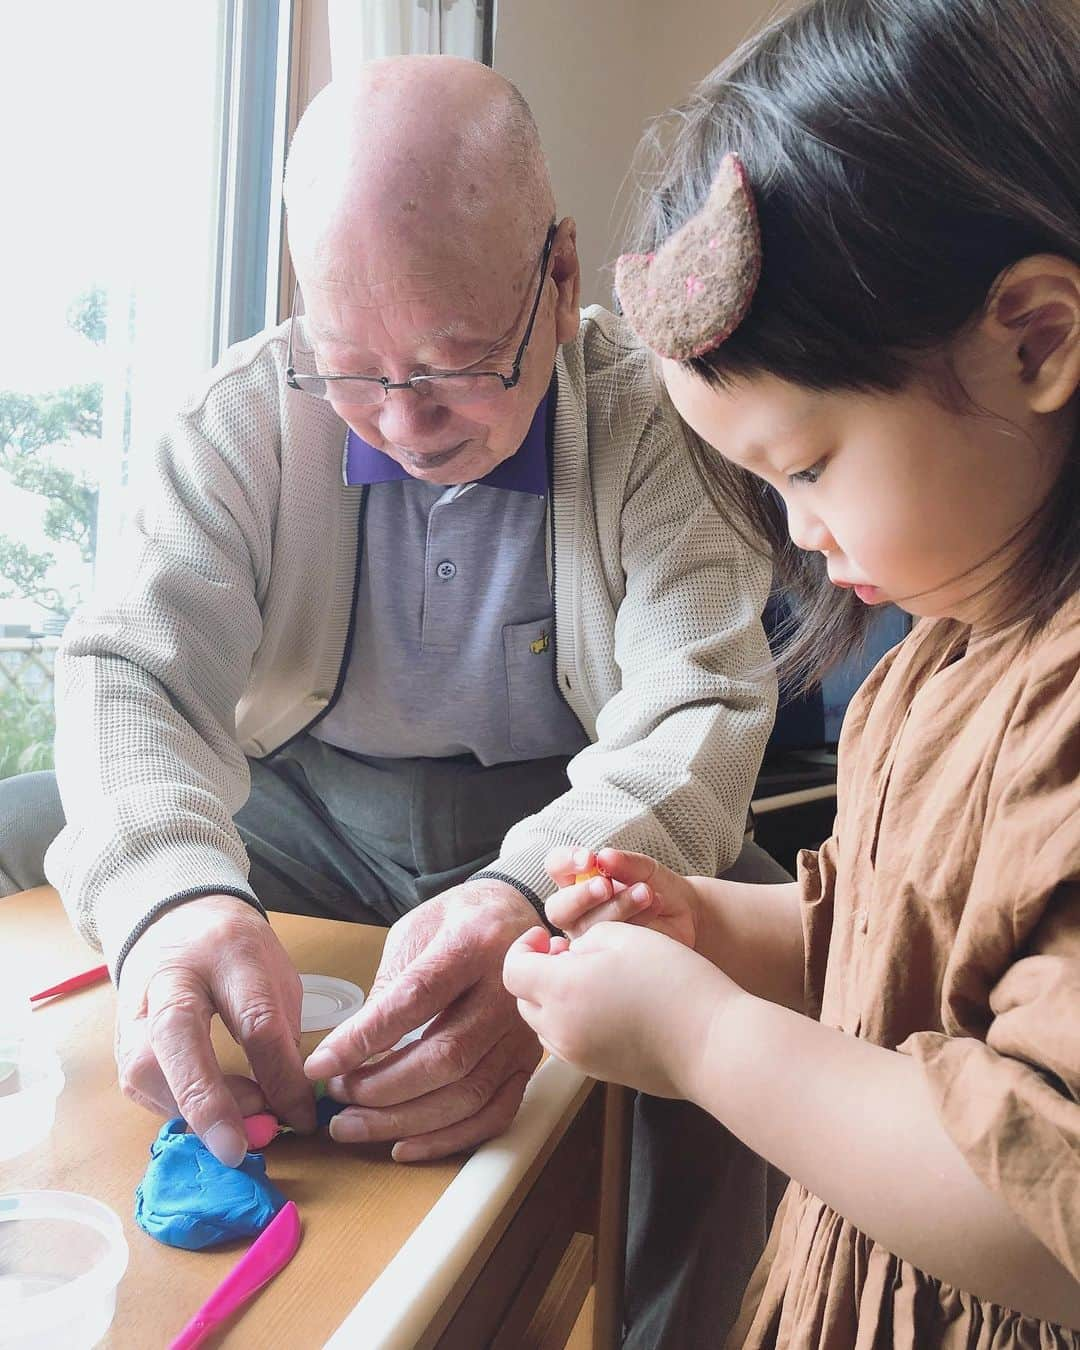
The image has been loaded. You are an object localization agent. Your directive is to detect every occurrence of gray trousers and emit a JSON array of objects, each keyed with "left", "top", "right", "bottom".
[
  {"left": 0, "top": 736, "right": 788, "bottom": 1348},
  {"left": 0, "top": 737, "right": 573, "bottom": 919}
]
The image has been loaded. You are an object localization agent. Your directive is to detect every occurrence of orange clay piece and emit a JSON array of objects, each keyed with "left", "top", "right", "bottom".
[{"left": 574, "top": 865, "right": 607, "bottom": 885}]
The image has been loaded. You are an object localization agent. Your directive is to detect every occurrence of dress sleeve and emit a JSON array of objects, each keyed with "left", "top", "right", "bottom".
[
  {"left": 900, "top": 646, "right": 1080, "bottom": 1277},
  {"left": 797, "top": 833, "right": 839, "bottom": 1022},
  {"left": 902, "top": 881, "right": 1080, "bottom": 1278}
]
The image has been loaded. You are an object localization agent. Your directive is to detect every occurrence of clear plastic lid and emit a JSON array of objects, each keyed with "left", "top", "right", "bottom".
[
  {"left": 0, "top": 1191, "right": 129, "bottom": 1348},
  {"left": 0, "top": 967, "right": 32, "bottom": 1042},
  {"left": 0, "top": 1041, "right": 64, "bottom": 1163}
]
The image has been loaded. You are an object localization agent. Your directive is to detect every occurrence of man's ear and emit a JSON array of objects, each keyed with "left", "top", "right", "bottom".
[
  {"left": 551, "top": 216, "right": 581, "bottom": 345},
  {"left": 983, "top": 255, "right": 1080, "bottom": 414}
]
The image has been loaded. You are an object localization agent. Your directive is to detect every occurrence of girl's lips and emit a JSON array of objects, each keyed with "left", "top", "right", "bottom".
[{"left": 831, "top": 577, "right": 884, "bottom": 605}]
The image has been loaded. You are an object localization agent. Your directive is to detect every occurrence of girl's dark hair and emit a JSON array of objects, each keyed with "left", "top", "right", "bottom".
[{"left": 628, "top": 0, "right": 1080, "bottom": 689}]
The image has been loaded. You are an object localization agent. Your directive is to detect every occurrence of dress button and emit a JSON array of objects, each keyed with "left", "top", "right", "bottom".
[{"left": 436, "top": 560, "right": 457, "bottom": 580}]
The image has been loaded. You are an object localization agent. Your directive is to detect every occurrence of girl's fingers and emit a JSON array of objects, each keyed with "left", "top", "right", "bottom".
[
  {"left": 503, "top": 928, "right": 559, "bottom": 1001},
  {"left": 594, "top": 849, "right": 665, "bottom": 887},
  {"left": 559, "top": 884, "right": 655, "bottom": 940},
  {"left": 518, "top": 925, "right": 553, "bottom": 954},
  {"left": 545, "top": 845, "right": 598, "bottom": 888},
  {"left": 546, "top": 873, "right": 612, "bottom": 930}
]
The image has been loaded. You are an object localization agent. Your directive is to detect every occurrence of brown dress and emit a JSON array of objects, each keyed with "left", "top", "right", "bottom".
[{"left": 737, "top": 598, "right": 1080, "bottom": 1348}]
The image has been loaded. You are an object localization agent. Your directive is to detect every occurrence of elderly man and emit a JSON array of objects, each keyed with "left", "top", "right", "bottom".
[{"left": 1, "top": 56, "right": 781, "bottom": 1346}]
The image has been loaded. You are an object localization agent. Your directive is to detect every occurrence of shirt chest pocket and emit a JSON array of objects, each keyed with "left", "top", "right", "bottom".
[{"left": 503, "top": 617, "right": 587, "bottom": 758}]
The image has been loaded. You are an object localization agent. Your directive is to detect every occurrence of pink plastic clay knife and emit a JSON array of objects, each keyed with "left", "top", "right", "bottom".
[
  {"left": 168, "top": 1200, "right": 302, "bottom": 1350},
  {"left": 29, "top": 964, "right": 109, "bottom": 1002}
]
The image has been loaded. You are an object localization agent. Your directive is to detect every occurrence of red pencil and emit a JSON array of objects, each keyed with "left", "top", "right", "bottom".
[{"left": 29, "top": 964, "right": 110, "bottom": 1002}]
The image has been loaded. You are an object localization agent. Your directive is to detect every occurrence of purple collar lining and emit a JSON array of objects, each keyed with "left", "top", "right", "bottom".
[{"left": 343, "top": 394, "right": 549, "bottom": 495}]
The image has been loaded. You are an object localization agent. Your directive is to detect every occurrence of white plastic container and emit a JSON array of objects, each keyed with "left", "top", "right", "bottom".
[
  {"left": 0, "top": 1042, "right": 64, "bottom": 1162},
  {"left": 0, "top": 1191, "right": 129, "bottom": 1349},
  {"left": 299, "top": 973, "right": 365, "bottom": 1032}
]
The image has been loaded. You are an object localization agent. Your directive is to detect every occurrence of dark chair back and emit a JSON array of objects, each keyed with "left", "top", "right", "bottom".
[{"left": 764, "top": 597, "right": 911, "bottom": 752}]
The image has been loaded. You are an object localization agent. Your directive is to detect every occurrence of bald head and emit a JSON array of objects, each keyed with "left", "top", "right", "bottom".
[{"left": 284, "top": 56, "right": 554, "bottom": 280}]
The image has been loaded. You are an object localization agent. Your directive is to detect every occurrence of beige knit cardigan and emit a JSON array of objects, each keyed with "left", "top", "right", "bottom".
[{"left": 46, "top": 306, "right": 776, "bottom": 972}]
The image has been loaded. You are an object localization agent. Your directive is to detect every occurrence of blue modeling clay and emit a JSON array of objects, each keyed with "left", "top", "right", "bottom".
[{"left": 135, "top": 1118, "right": 286, "bottom": 1250}]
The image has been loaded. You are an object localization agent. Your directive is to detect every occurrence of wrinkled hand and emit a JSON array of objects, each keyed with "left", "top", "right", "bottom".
[
  {"left": 115, "top": 895, "right": 315, "bottom": 1167},
  {"left": 503, "top": 922, "right": 737, "bottom": 1099},
  {"left": 304, "top": 880, "right": 543, "bottom": 1162},
  {"left": 545, "top": 846, "right": 701, "bottom": 948}
]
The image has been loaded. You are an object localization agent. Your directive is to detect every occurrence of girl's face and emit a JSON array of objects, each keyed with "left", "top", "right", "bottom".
[{"left": 662, "top": 334, "right": 1066, "bottom": 627}]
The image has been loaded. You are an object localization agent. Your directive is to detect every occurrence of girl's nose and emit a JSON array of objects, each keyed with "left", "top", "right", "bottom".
[{"left": 785, "top": 497, "right": 834, "bottom": 555}]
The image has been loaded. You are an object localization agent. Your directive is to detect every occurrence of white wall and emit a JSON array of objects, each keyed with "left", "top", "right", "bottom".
[{"left": 494, "top": 0, "right": 782, "bottom": 306}]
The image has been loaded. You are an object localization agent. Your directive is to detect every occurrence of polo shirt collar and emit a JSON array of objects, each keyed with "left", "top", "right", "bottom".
[{"left": 343, "top": 393, "right": 549, "bottom": 496}]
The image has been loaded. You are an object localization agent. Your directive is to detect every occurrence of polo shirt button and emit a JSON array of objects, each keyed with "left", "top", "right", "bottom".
[{"left": 436, "top": 560, "right": 457, "bottom": 580}]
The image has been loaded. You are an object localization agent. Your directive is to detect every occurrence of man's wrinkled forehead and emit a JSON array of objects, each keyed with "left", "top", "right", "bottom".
[
  {"left": 307, "top": 297, "right": 504, "bottom": 355},
  {"left": 298, "top": 224, "right": 541, "bottom": 350}
]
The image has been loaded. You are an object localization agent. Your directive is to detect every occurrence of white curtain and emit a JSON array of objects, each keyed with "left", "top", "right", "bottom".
[{"left": 329, "top": 0, "right": 487, "bottom": 74}]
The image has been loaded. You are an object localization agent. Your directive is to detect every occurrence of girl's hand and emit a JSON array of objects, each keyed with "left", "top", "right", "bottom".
[
  {"left": 502, "top": 922, "right": 740, "bottom": 1099},
  {"left": 544, "top": 847, "right": 700, "bottom": 948}
]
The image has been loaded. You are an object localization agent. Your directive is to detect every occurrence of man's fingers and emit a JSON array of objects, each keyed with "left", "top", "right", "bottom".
[
  {"left": 305, "top": 952, "right": 478, "bottom": 1080},
  {"left": 115, "top": 1013, "right": 180, "bottom": 1117},
  {"left": 329, "top": 1049, "right": 534, "bottom": 1157},
  {"left": 331, "top": 1010, "right": 539, "bottom": 1109},
  {"left": 144, "top": 973, "right": 247, "bottom": 1167},
  {"left": 116, "top": 1019, "right": 269, "bottom": 1122},
  {"left": 218, "top": 969, "right": 315, "bottom": 1133},
  {"left": 223, "top": 1074, "right": 269, "bottom": 1117},
  {"left": 391, "top": 1072, "right": 533, "bottom": 1163}
]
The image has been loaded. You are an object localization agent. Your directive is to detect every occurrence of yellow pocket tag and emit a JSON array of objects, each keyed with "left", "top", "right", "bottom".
[{"left": 530, "top": 631, "right": 550, "bottom": 655}]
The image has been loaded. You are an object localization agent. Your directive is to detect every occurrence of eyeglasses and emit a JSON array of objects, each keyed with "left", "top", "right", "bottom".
[{"left": 286, "top": 223, "right": 556, "bottom": 408}]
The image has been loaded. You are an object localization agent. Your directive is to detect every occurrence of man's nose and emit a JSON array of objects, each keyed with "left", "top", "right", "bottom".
[{"left": 375, "top": 385, "right": 451, "bottom": 439}]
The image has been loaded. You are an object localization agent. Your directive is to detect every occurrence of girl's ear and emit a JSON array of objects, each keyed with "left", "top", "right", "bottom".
[{"left": 983, "top": 255, "right": 1080, "bottom": 414}]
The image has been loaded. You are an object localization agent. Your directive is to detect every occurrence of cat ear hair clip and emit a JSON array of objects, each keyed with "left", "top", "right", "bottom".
[{"left": 615, "top": 153, "right": 762, "bottom": 361}]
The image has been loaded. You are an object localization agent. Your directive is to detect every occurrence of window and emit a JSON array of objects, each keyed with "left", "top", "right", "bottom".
[
  {"left": 328, "top": 1, "right": 492, "bottom": 67},
  {"left": 0, "top": 2, "right": 292, "bottom": 777},
  {"left": 0, "top": 0, "right": 495, "bottom": 779}
]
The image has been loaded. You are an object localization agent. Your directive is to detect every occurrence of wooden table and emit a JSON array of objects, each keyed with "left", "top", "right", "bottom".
[{"left": 1, "top": 889, "right": 630, "bottom": 1349}]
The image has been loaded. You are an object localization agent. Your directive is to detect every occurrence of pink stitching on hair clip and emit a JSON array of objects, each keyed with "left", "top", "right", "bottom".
[{"left": 615, "top": 154, "right": 762, "bottom": 361}]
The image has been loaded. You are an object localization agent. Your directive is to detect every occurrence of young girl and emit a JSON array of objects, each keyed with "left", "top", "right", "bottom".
[{"left": 503, "top": 0, "right": 1080, "bottom": 1343}]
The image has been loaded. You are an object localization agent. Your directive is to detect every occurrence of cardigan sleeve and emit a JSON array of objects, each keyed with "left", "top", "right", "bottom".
[
  {"left": 482, "top": 336, "right": 776, "bottom": 903},
  {"left": 44, "top": 366, "right": 282, "bottom": 977}
]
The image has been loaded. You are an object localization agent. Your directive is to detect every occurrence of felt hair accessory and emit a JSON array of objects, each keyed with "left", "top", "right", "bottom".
[{"left": 615, "top": 153, "right": 762, "bottom": 361}]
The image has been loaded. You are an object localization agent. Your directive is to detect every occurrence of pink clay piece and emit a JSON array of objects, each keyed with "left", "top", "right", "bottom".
[{"left": 242, "top": 1113, "right": 280, "bottom": 1151}]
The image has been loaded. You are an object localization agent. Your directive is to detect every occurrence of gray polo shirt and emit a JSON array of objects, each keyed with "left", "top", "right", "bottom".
[{"left": 312, "top": 401, "right": 589, "bottom": 766}]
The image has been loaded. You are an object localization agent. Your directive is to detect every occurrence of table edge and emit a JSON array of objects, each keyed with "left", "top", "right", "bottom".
[{"left": 323, "top": 1058, "right": 592, "bottom": 1350}]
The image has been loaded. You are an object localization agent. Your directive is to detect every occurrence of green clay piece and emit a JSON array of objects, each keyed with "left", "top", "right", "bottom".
[{"left": 273, "top": 1080, "right": 329, "bottom": 1138}]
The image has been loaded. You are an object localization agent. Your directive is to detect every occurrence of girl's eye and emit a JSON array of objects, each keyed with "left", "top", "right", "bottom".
[{"left": 788, "top": 458, "right": 827, "bottom": 485}]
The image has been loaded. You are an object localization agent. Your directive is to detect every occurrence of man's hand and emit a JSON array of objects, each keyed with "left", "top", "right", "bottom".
[
  {"left": 304, "top": 879, "right": 542, "bottom": 1162},
  {"left": 115, "top": 894, "right": 315, "bottom": 1166}
]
